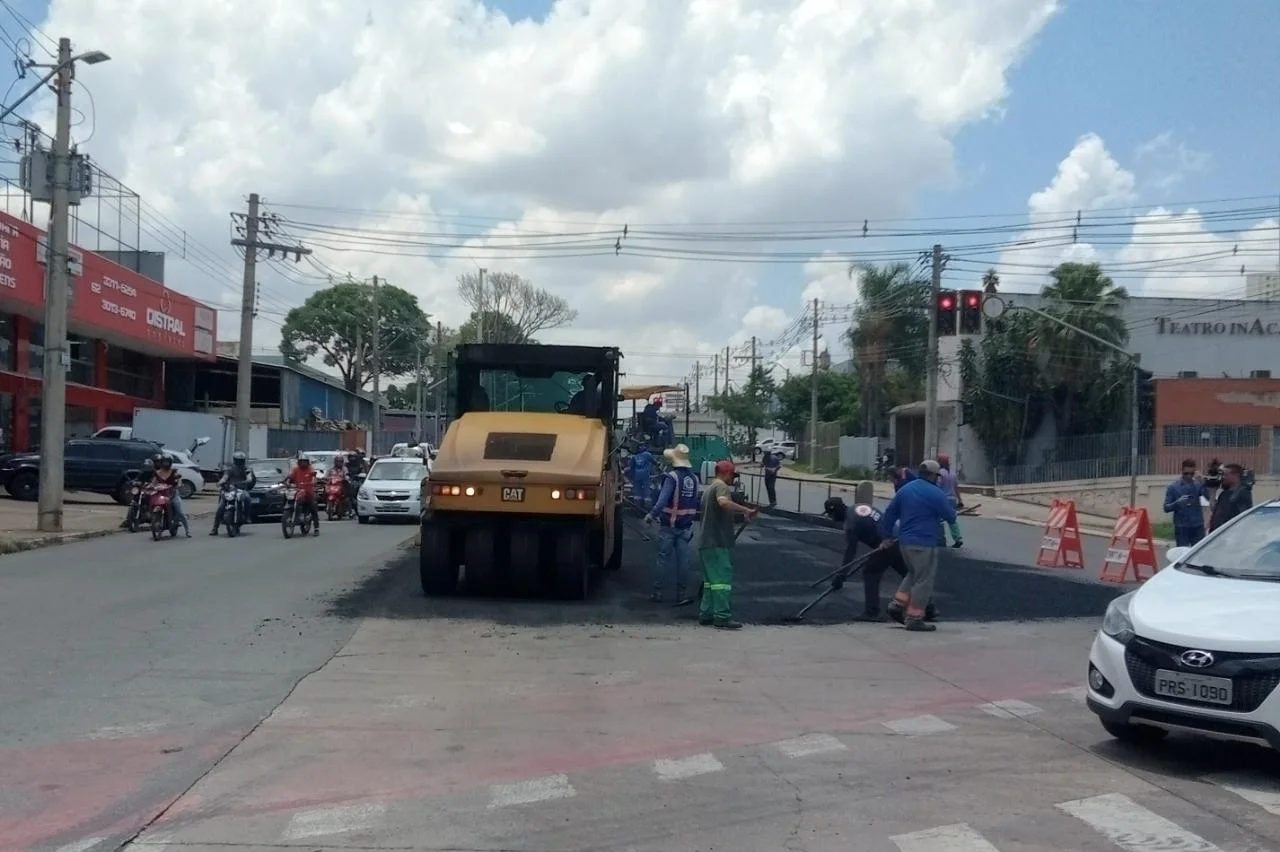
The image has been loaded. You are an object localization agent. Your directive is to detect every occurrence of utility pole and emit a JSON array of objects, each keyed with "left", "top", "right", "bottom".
[
  {"left": 809, "top": 297, "right": 819, "bottom": 469},
  {"left": 924, "top": 243, "right": 942, "bottom": 460},
  {"left": 371, "top": 275, "right": 381, "bottom": 454},
  {"left": 750, "top": 336, "right": 758, "bottom": 379},
  {"left": 477, "top": 267, "right": 487, "bottom": 343},
  {"left": 434, "top": 321, "right": 444, "bottom": 441},
  {"left": 723, "top": 345, "right": 730, "bottom": 392},
  {"left": 693, "top": 361, "right": 700, "bottom": 413},
  {"left": 713, "top": 352, "right": 719, "bottom": 396},
  {"left": 414, "top": 341, "right": 424, "bottom": 444},
  {"left": 230, "top": 194, "right": 310, "bottom": 453},
  {"left": 34, "top": 39, "right": 74, "bottom": 532}
]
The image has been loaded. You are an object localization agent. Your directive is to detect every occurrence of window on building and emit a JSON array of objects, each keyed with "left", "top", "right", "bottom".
[
  {"left": 27, "top": 322, "right": 43, "bottom": 379},
  {"left": 0, "top": 314, "right": 14, "bottom": 372},
  {"left": 68, "top": 334, "right": 94, "bottom": 386},
  {"left": 1162, "top": 424, "right": 1262, "bottom": 448},
  {"left": 105, "top": 345, "right": 154, "bottom": 399}
]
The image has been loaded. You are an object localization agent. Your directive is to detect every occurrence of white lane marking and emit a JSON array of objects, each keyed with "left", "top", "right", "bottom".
[
  {"left": 54, "top": 839, "right": 108, "bottom": 852},
  {"left": 890, "top": 823, "right": 1001, "bottom": 851},
  {"left": 86, "top": 722, "right": 165, "bottom": 740},
  {"left": 1057, "top": 793, "right": 1223, "bottom": 851},
  {"left": 882, "top": 715, "right": 957, "bottom": 736},
  {"left": 282, "top": 802, "right": 387, "bottom": 839},
  {"left": 977, "top": 699, "right": 1042, "bottom": 719},
  {"left": 1203, "top": 771, "right": 1280, "bottom": 815},
  {"left": 772, "top": 733, "right": 847, "bottom": 758},
  {"left": 653, "top": 753, "right": 725, "bottom": 781},
  {"left": 1055, "top": 685, "right": 1089, "bottom": 703},
  {"left": 488, "top": 774, "right": 576, "bottom": 808}
]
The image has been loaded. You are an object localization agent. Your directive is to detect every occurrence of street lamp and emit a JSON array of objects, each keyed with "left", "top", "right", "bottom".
[
  {"left": 34, "top": 39, "right": 111, "bottom": 532},
  {"left": 981, "top": 294, "right": 1143, "bottom": 509}
]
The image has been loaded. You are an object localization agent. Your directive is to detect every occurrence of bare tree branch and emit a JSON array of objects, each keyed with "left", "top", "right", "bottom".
[{"left": 456, "top": 271, "right": 577, "bottom": 341}]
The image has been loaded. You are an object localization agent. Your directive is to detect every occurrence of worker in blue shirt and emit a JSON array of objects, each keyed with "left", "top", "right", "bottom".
[
  {"left": 878, "top": 460, "right": 957, "bottom": 632},
  {"left": 1163, "top": 458, "right": 1208, "bottom": 547},
  {"left": 645, "top": 443, "right": 700, "bottom": 605},
  {"left": 629, "top": 446, "right": 655, "bottom": 506}
]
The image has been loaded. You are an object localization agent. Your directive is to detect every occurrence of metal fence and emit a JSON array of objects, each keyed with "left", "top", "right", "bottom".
[
  {"left": 796, "top": 421, "right": 843, "bottom": 473},
  {"left": 992, "top": 428, "right": 1272, "bottom": 486}
]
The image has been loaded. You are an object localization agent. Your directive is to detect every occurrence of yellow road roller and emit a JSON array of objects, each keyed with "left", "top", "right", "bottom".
[{"left": 420, "top": 343, "right": 624, "bottom": 599}]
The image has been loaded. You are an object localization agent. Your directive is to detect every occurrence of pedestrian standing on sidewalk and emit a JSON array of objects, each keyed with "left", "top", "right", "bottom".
[
  {"left": 761, "top": 448, "right": 781, "bottom": 507},
  {"left": 1162, "top": 458, "right": 1209, "bottom": 547},
  {"left": 935, "top": 453, "right": 964, "bottom": 549},
  {"left": 645, "top": 443, "right": 700, "bottom": 606},
  {"left": 878, "top": 460, "right": 956, "bottom": 633},
  {"left": 1208, "top": 463, "right": 1253, "bottom": 532},
  {"left": 697, "top": 459, "right": 758, "bottom": 630}
]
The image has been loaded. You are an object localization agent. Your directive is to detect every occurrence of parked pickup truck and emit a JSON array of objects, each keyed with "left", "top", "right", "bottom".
[{"left": 0, "top": 438, "right": 163, "bottom": 503}]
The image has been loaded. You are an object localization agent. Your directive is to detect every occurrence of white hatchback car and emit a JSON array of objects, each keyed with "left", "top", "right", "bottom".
[
  {"left": 356, "top": 457, "right": 429, "bottom": 523},
  {"left": 1087, "top": 499, "right": 1280, "bottom": 749}
]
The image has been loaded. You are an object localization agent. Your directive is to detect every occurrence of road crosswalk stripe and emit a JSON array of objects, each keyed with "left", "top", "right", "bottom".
[
  {"left": 489, "top": 774, "right": 576, "bottom": 808},
  {"left": 282, "top": 803, "right": 386, "bottom": 840},
  {"left": 882, "top": 714, "right": 957, "bottom": 736},
  {"left": 653, "top": 753, "right": 725, "bottom": 781},
  {"left": 977, "top": 699, "right": 1042, "bottom": 718},
  {"left": 1056, "top": 793, "right": 1224, "bottom": 851},
  {"left": 772, "top": 733, "right": 847, "bottom": 758},
  {"left": 890, "top": 823, "right": 1001, "bottom": 851},
  {"left": 1202, "top": 771, "right": 1280, "bottom": 815}
]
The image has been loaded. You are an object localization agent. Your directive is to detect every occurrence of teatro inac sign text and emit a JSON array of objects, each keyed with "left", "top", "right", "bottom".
[{"left": 1156, "top": 317, "right": 1280, "bottom": 335}]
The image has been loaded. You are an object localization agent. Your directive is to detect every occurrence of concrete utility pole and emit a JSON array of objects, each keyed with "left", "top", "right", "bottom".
[
  {"left": 434, "top": 321, "right": 444, "bottom": 440},
  {"left": 371, "top": 275, "right": 381, "bottom": 453},
  {"left": 713, "top": 352, "right": 719, "bottom": 396},
  {"left": 477, "top": 267, "right": 487, "bottom": 343},
  {"left": 693, "top": 361, "right": 700, "bottom": 413},
  {"left": 924, "top": 243, "right": 942, "bottom": 460},
  {"left": 230, "top": 194, "right": 310, "bottom": 453},
  {"left": 35, "top": 39, "right": 75, "bottom": 533},
  {"left": 750, "top": 336, "right": 758, "bottom": 379},
  {"left": 723, "top": 345, "right": 730, "bottom": 392},
  {"left": 809, "top": 297, "right": 819, "bottom": 469},
  {"left": 414, "top": 341, "right": 424, "bottom": 444}
]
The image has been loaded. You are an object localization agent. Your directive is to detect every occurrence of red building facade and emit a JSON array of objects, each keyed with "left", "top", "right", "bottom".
[
  {"left": 1154, "top": 377, "right": 1280, "bottom": 475},
  {"left": 0, "top": 210, "right": 216, "bottom": 452}
]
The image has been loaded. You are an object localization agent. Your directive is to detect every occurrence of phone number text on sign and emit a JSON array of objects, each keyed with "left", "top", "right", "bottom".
[
  {"left": 101, "top": 299, "right": 137, "bottom": 321},
  {"left": 90, "top": 276, "right": 138, "bottom": 298}
]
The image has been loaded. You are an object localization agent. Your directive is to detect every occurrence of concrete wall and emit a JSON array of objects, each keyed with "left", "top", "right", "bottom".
[
  {"left": 838, "top": 436, "right": 878, "bottom": 470},
  {"left": 994, "top": 473, "right": 1280, "bottom": 520}
]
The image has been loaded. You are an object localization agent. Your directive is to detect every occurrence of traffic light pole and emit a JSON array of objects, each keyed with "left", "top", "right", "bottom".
[
  {"left": 982, "top": 295, "right": 1141, "bottom": 508},
  {"left": 925, "top": 244, "right": 942, "bottom": 460}
]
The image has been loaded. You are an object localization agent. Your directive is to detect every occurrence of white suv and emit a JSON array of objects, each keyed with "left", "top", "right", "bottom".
[{"left": 1086, "top": 499, "right": 1280, "bottom": 750}]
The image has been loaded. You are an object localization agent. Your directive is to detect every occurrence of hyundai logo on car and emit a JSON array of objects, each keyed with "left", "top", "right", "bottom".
[{"left": 1180, "top": 649, "right": 1215, "bottom": 668}]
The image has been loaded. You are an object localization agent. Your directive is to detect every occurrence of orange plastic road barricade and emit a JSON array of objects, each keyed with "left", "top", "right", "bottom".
[
  {"left": 1036, "top": 498, "right": 1085, "bottom": 570},
  {"left": 1099, "top": 507, "right": 1159, "bottom": 584}
]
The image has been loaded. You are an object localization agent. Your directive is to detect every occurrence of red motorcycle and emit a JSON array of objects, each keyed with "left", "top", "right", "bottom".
[
  {"left": 145, "top": 481, "right": 181, "bottom": 541},
  {"left": 325, "top": 475, "right": 351, "bottom": 520}
]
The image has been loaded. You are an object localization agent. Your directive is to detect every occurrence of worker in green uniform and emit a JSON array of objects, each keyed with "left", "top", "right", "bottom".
[{"left": 697, "top": 459, "right": 758, "bottom": 630}]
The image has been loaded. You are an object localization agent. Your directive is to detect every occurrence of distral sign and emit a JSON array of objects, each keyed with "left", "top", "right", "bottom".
[{"left": 0, "top": 210, "right": 216, "bottom": 359}]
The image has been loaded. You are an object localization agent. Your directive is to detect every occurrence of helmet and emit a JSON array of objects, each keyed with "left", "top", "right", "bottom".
[
  {"left": 157, "top": 454, "right": 173, "bottom": 470},
  {"left": 232, "top": 451, "right": 247, "bottom": 466},
  {"left": 141, "top": 458, "right": 155, "bottom": 473},
  {"left": 333, "top": 454, "right": 346, "bottom": 468},
  {"left": 297, "top": 455, "right": 311, "bottom": 467},
  {"left": 714, "top": 459, "right": 736, "bottom": 479}
]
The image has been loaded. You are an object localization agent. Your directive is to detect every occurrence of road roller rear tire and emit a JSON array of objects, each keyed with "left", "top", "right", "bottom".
[
  {"left": 463, "top": 526, "right": 498, "bottom": 594},
  {"left": 554, "top": 528, "right": 590, "bottom": 600},
  {"left": 420, "top": 524, "right": 458, "bottom": 596},
  {"left": 508, "top": 524, "right": 543, "bottom": 597}
]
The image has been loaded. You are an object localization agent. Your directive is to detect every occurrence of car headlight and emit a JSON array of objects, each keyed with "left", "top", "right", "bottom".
[
  {"left": 1101, "top": 591, "right": 1137, "bottom": 645},
  {"left": 359, "top": 489, "right": 371, "bottom": 500}
]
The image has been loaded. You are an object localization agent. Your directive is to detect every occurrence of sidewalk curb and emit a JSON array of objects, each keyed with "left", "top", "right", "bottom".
[
  {"left": 994, "top": 514, "right": 1173, "bottom": 547},
  {"left": 0, "top": 508, "right": 219, "bottom": 555}
]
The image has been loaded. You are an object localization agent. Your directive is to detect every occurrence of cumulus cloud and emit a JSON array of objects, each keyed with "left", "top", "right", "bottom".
[
  {"left": 992, "top": 133, "right": 1277, "bottom": 298},
  {"left": 19, "top": 0, "right": 1063, "bottom": 385}
]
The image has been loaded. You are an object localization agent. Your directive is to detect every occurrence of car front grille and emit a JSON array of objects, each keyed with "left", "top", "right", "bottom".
[
  {"left": 1124, "top": 636, "right": 1280, "bottom": 714},
  {"left": 374, "top": 492, "right": 409, "bottom": 501}
]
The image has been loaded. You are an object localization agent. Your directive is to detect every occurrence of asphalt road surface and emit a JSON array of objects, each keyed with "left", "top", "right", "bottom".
[{"left": 7, "top": 509, "right": 1278, "bottom": 852}]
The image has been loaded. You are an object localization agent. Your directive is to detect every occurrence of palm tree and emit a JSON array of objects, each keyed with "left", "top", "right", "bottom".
[
  {"left": 845, "top": 262, "right": 929, "bottom": 435},
  {"left": 1035, "top": 262, "right": 1129, "bottom": 434}
]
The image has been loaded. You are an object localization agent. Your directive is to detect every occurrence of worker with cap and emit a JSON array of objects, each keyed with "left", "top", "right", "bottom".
[
  {"left": 935, "top": 453, "right": 964, "bottom": 548},
  {"left": 841, "top": 480, "right": 938, "bottom": 622},
  {"left": 696, "top": 459, "right": 757, "bottom": 629},
  {"left": 645, "top": 443, "right": 700, "bottom": 605},
  {"left": 877, "top": 460, "right": 956, "bottom": 632}
]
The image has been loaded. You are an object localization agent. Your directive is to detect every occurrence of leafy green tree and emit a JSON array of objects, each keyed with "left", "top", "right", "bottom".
[
  {"left": 708, "top": 366, "right": 776, "bottom": 449},
  {"left": 844, "top": 262, "right": 929, "bottom": 435},
  {"left": 773, "top": 370, "right": 860, "bottom": 438},
  {"left": 280, "top": 280, "right": 430, "bottom": 393},
  {"left": 1035, "top": 261, "right": 1129, "bottom": 435},
  {"left": 457, "top": 310, "right": 529, "bottom": 344},
  {"left": 456, "top": 271, "right": 577, "bottom": 342},
  {"left": 958, "top": 311, "right": 1047, "bottom": 467}
]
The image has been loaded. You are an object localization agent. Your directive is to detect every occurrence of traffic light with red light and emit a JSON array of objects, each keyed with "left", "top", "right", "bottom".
[
  {"left": 959, "top": 290, "right": 982, "bottom": 334},
  {"left": 937, "top": 289, "right": 957, "bottom": 335}
]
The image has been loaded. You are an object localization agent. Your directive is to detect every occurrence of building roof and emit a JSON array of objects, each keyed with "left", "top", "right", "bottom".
[{"left": 215, "top": 342, "right": 379, "bottom": 404}]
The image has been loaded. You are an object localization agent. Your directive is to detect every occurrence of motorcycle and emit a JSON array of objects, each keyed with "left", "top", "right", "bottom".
[
  {"left": 219, "top": 482, "right": 245, "bottom": 537},
  {"left": 325, "top": 475, "right": 351, "bottom": 520},
  {"left": 126, "top": 478, "right": 145, "bottom": 533},
  {"left": 281, "top": 486, "right": 314, "bottom": 538},
  {"left": 146, "top": 481, "right": 181, "bottom": 541}
]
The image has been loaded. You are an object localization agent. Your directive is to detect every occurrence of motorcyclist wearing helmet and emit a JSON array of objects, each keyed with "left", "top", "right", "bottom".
[
  {"left": 345, "top": 449, "right": 367, "bottom": 505},
  {"left": 327, "top": 453, "right": 349, "bottom": 516},
  {"left": 285, "top": 454, "right": 321, "bottom": 535},
  {"left": 151, "top": 453, "right": 192, "bottom": 537},
  {"left": 120, "top": 457, "right": 156, "bottom": 529},
  {"left": 211, "top": 451, "right": 257, "bottom": 535}
]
